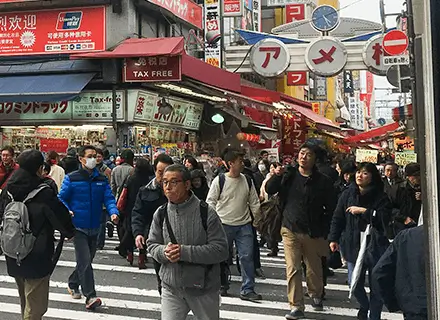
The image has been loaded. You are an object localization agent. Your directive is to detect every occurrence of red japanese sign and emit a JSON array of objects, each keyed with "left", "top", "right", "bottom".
[
  {"left": 123, "top": 56, "right": 182, "bottom": 83},
  {"left": 40, "top": 138, "right": 69, "bottom": 154},
  {"left": 223, "top": 0, "right": 242, "bottom": 17},
  {"left": 285, "top": 4, "right": 305, "bottom": 23},
  {"left": 287, "top": 71, "right": 308, "bottom": 86},
  {"left": 383, "top": 30, "right": 408, "bottom": 56},
  {"left": 148, "top": 0, "right": 203, "bottom": 29},
  {"left": 0, "top": 101, "right": 70, "bottom": 120},
  {"left": 282, "top": 114, "right": 306, "bottom": 157},
  {"left": 0, "top": 6, "right": 105, "bottom": 56}
]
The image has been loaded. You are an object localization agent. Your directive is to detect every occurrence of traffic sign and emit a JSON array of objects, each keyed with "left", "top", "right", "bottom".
[
  {"left": 382, "top": 30, "right": 409, "bottom": 56},
  {"left": 383, "top": 54, "right": 409, "bottom": 66}
]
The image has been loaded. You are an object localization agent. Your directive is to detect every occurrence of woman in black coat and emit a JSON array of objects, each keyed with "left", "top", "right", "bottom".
[
  {"left": 328, "top": 162, "right": 392, "bottom": 320},
  {"left": 120, "top": 158, "right": 154, "bottom": 269}
]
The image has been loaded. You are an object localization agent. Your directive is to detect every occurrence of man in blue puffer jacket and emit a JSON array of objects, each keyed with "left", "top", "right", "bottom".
[{"left": 59, "top": 145, "right": 119, "bottom": 310}]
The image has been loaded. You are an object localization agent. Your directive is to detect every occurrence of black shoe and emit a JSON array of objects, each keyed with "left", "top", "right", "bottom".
[
  {"left": 240, "top": 291, "right": 262, "bottom": 301},
  {"left": 357, "top": 310, "right": 368, "bottom": 320},
  {"left": 220, "top": 288, "right": 228, "bottom": 297},
  {"left": 326, "top": 268, "right": 335, "bottom": 277},
  {"left": 267, "top": 250, "right": 278, "bottom": 257},
  {"left": 285, "top": 309, "right": 305, "bottom": 320},
  {"left": 311, "top": 298, "right": 323, "bottom": 311}
]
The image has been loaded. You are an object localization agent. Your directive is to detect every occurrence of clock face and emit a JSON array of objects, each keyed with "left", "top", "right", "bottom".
[{"left": 311, "top": 5, "right": 339, "bottom": 32}]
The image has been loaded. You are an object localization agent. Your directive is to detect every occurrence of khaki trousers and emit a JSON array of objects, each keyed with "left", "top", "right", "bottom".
[
  {"left": 15, "top": 275, "right": 50, "bottom": 320},
  {"left": 281, "top": 227, "right": 326, "bottom": 311}
]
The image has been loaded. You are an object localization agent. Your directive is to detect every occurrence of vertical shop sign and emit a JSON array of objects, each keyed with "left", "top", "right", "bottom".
[
  {"left": 0, "top": 6, "right": 105, "bottom": 56},
  {"left": 223, "top": 0, "right": 243, "bottom": 16},
  {"left": 148, "top": 0, "right": 203, "bottom": 29},
  {"left": 314, "top": 76, "right": 327, "bottom": 101},
  {"left": 343, "top": 70, "right": 353, "bottom": 93},
  {"left": 132, "top": 90, "right": 157, "bottom": 122},
  {"left": 311, "top": 102, "right": 320, "bottom": 114},
  {"left": 204, "top": 0, "right": 221, "bottom": 67},
  {"left": 283, "top": 115, "right": 306, "bottom": 156},
  {"left": 252, "top": 0, "right": 261, "bottom": 31},
  {"left": 348, "top": 96, "right": 365, "bottom": 130},
  {"left": 71, "top": 91, "right": 125, "bottom": 121},
  {"left": 285, "top": 4, "right": 305, "bottom": 23},
  {"left": 365, "top": 71, "right": 374, "bottom": 116}
]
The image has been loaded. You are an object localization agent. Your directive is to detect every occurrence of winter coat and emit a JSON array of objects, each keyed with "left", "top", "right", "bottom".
[
  {"left": 125, "top": 170, "right": 153, "bottom": 223},
  {"left": 0, "top": 161, "right": 19, "bottom": 189},
  {"left": 111, "top": 163, "right": 133, "bottom": 196},
  {"left": 334, "top": 178, "right": 352, "bottom": 199},
  {"left": 393, "top": 181, "right": 422, "bottom": 225},
  {"left": 59, "top": 156, "right": 80, "bottom": 175},
  {"left": 328, "top": 184, "right": 392, "bottom": 263},
  {"left": 58, "top": 168, "right": 118, "bottom": 229},
  {"left": 131, "top": 179, "right": 167, "bottom": 238},
  {"left": 266, "top": 165, "right": 336, "bottom": 238},
  {"left": 0, "top": 168, "right": 74, "bottom": 279},
  {"left": 382, "top": 176, "right": 405, "bottom": 204},
  {"left": 372, "top": 226, "right": 427, "bottom": 316},
  {"left": 49, "top": 164, "right": 65, "bottom": 191},
  {"left": 316, "top": 163, "right": 339, "bottom": 184}
]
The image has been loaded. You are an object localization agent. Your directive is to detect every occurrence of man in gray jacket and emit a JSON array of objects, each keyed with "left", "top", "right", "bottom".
[{"left": 147, "top": 164, "right": 228, "bottom": 320}]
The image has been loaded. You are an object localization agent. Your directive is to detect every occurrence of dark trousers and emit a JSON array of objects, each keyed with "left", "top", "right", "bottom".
[
  {"left": 404, "top": 314, "right": 428, "bottom": 320},
  {"left": 68, "top": 230, "right": 98, "bottom": 300},
  {"left": 153, "top": 259, "right": 162, "bottom": 294},
  {"left": 97, "top": 210, "right": 107, "bottom": 248}
]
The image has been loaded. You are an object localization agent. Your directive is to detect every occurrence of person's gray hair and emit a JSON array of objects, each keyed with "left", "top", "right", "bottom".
[{"left": 164, "top": 164, "right": 191, "bottom": 182}]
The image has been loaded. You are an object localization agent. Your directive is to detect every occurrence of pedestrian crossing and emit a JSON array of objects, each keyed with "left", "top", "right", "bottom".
[{"left": 0, "top": 237, "right": 404, "bottom": 320}]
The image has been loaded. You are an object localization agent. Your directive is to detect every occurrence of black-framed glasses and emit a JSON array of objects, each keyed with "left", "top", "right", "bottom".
[{"left": 162, "top": 180, "right": 183, "bottom": 187}]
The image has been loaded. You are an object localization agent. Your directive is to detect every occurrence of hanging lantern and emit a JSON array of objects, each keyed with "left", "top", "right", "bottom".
[{"left": 236, "top": 132, "right": 245, "bottom": 140}]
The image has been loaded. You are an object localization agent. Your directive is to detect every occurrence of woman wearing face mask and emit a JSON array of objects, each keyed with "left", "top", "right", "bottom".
[
  {"left": 328, "top": 162, "right": 392, "bottom": 320},
  {"left": 253, "top": 159, "right": 270, "bottom": 195},
  {"left": 46, "top": 151, "right": 65, "bottom": 192}
]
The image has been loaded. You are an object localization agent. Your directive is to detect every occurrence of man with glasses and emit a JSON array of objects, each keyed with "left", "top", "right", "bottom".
[
  {"left": 0, "top": 146, "right": 19, "bottom": 190},
  {"left": 58, "top": 145, "right": 119, "bottom": 310},
  {"left": 132, "top": 153, "right": 174, "bottom": 294},
  {"left": 147, "top": 164, "right": 228, "bottom": 320}
]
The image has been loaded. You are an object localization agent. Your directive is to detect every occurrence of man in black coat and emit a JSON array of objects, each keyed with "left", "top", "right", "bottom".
[
  {"left": 132, "top": 153, "right": 173, "bottom": 294},
  {"left": 0, "top": 149, "right": 74, "bottom": 320},
  {"left": 266, "top": 142, "right": 336, "bottom": 320},
  {"left": 372, "top": 225, "right": 427, "bottom": 320}
]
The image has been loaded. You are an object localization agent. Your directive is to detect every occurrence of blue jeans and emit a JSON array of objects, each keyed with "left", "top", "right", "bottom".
[
  {"left": 347, "top": 262, "right": 383, "bottom": 320},
  {"left": 223, "top": 223, "right": 255, "bottom": 294},
  {"left": 68, "top": 230, "right": 98, "bottom": 300}
]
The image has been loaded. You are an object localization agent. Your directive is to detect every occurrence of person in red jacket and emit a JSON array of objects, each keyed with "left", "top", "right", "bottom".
[{"left": 0, "top": 146, "right": 19, "bottom": 190}]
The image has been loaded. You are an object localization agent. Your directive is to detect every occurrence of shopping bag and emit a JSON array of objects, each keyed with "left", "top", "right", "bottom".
[{"left": 349, "top": 224, "right": 371, "bottom": 299}]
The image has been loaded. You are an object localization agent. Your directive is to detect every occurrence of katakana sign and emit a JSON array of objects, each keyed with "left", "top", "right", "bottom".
[
  {"left": 362, "top": 34, "right": 390, "bottom": 76},
  {"left": 283, "top": 114, "right": 306, "bottom": 156},
  {"left": 305, "top": 37, "right": 347, "bottom": 77},
  {"left": 0, "top": 101, "right": 70, "bottom": 120},
  {"left": 250, "top": 38, "right": 290, "bottom": 77},
  {"left": 287, "top": 71, "right": 308, "bottom": 86}
]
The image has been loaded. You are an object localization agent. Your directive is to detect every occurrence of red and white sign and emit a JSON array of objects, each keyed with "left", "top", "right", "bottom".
[
  {"left": 287, "top": 71, "right": 308, "bottom": 86},
  {"left": 0, "top": 6, "right": 105, "bottom": 56},
  {"left": 285, "top": 4, "right": 305, "bottom": 23},
  {"left": 123, "top": 56, "right": 182, "bottom": 83},
  {"left": 283, "top": 114, "right": 306, "bottom": 157},
  {"left": 362, "top": 35, "right": 389, "bottom": 76},
  {"left": 382, "top": 30, "right": 409, "bottom": 56},
  {"left": 223, "top": 0, "right": 242, "bottom": 17},
  {"left": 40, "top": 138, "right": 69, "bottom": 154},
  {"left": 148, "top": 0, "right": 202, "bottom": 29},
  {"left": 250, "top": 38, "right": 290, "bottom": 77}
]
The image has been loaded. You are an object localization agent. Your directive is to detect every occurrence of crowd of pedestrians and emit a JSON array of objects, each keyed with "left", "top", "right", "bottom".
[{"left": 0, "top": 142, "right": 428, "bottom": 320}]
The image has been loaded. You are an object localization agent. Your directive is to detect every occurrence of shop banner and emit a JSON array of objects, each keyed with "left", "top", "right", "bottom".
[
  {"left": 40, "top": 138, "right": 69, "bottom": 153},
  {"left": 252, "top": 0, "right": 261, "bottom": 31},
  {"left": 395, "top": 152, "right": 417, "bottom": 167},
  {"left": 71, "top": 91, "right": 125, "bottom": 121},
  {"left": 355, "top": 149, "right": 378, "bottom": 163},
  {"left": 123, "top": 56, "right": 182, "bottom": 83},
  {"left": 0, "top": 6, "right": 105, "bottom": 56},
  {"left": 0, "top": 101, "right": 71, "bottom": 120},
  {"left": 223, "top": 0, "right": 242, "bottom": 17},
  {"left": 282, "top": 114, "right": 306, "bottom": 157},
  {"left": 311, "top": 102, "right": 320, "bottom": 115},
  {"left": 130, "top": 90, "right": 204, "bottom": 130},
  {"left": 285, "top": 4, "right": 305, "bottom": 23},
  {"left": 148, "top": 0, "right": 202, "bottom": 29},
  {"left": 394, "top": 136, "right": 414, "bottom": 151},
  {"left": 204, "top": 0, "right": 221, "bottom": 67},
  {"left": 348, "top": 96, "right": 365, "bottom": 130}
]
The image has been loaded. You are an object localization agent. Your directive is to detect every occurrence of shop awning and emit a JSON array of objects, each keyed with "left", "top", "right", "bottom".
[
  {"left": 283, "top": 102, "right": 340, "bottom": 132},
  {"left": 344, "top": 121, "right": 404, "bottom": 144},
  {"left": 219, "top": 106, "right": 264, "bottom": 127},
  {"left": 71, "top": 37, "right": 241, "bottom": 93},
  {"left": 70, "top": 37, "right": 186, "bottom": 58},
  {"left": 252, "top": 124, "right": 278, "bottom": 140},
  {"left": 240, "top": 85, "right": 312, "bottom": 108},
  {"left": 0, "top": 73, "right": 95, "bottom": 102}
]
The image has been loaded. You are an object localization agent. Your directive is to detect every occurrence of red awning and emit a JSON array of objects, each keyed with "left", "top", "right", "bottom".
[
  {"left": 70, "top": 37, "right": 185, "bottom": 59},
  {"left": 344, "top": 121, "right": 402, "bottom": 144},
  {"left": 240, "top": 85, "right": 312, "bottom": 108},
  {"left": 283, "top": 102, "right": 340, "bottom": 132},
  {"left": 70, "top": 37, "right": 241, "bottom": 93}
]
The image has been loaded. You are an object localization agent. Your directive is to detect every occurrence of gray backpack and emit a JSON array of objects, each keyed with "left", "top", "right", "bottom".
[{"left": 0, "top": 184, "right": 48, "bottom": 266}]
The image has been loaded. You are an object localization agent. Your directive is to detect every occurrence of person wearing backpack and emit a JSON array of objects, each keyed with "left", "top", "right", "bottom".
[
  {"left": 147, "top": 164, "right": 228, "bottom": 320},
  {"left": 0, "top": 149, "right": 75, "bottom": 320},
  {"left": 58, "top": 145, "right": 119, "bottom": 311},
  {"left": 206, "top": 148, "right": 262, "bottom": 301}
]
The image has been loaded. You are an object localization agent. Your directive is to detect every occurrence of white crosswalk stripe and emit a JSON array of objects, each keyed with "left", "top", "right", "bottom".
[{"left": 0, "top": 237, "right": 403, "bottom": 320}]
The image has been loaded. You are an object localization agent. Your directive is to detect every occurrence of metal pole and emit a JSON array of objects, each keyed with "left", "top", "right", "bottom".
[{"left": 219, "top": 0, "right": 224, "bottom": 69}]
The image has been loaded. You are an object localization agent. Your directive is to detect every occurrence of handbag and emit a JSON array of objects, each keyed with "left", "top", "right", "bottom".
[{"left": 116, "top": 174, "right": 131, "bottom": 212}]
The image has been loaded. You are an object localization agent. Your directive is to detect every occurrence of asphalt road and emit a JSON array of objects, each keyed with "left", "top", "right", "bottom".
[{"left": 0, "top": 236, "right": 404, "bottom": 320}]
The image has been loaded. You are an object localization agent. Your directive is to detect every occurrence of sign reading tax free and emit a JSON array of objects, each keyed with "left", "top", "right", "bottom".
[{"left": 123, "top": 56, "right": 182, "bottom": 82}]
